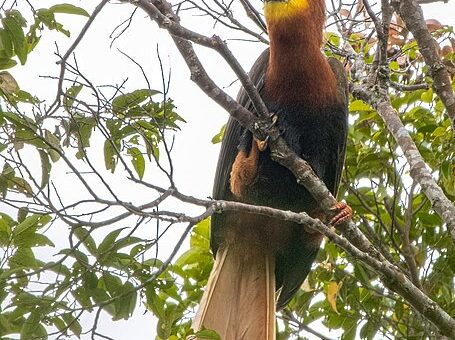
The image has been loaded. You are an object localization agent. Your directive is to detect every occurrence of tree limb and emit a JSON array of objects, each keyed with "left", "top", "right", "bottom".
[
  {"left": 393, "top": 0, "right": 455, "bottom": 132},
  {"left": 352, "top": 83, "right": 455, "bottom": 246}
]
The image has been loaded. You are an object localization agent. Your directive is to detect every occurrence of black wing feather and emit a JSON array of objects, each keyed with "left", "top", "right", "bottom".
[
  {"left": 327, "top": 57, "right": 349, "bottom": 197},
  {"left": 211, "top": 49, "right": 269, "bottom": 255},
  {"left": 212, "top": 49, "right": 270, "bottom": 201}
]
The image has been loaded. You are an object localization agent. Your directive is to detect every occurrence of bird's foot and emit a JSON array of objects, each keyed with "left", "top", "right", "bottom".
[
  {"left": 255, "top": 137, "right": 268, "bottom": 151},
  {"left": 268, "top": 112, "right": 282, "bottom": 134},
  {"left": 329, "top": 201, "right": 352, "bottom": 226},
  {"left": 255, "top": 113, "right": 279, "bottom": 151}
]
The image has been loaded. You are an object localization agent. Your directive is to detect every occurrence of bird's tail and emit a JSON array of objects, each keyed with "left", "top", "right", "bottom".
[{"left": 192, "top": 244, "right": 276, "bottom": 340}]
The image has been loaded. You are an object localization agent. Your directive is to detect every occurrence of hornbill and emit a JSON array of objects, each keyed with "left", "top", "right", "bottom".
[{"left": 193, "top": 0, "right": 352, "bottom": 338}]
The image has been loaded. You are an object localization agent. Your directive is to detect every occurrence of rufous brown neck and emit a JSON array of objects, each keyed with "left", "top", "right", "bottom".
[{"left": 264, "top": 2, "right": 337, "bottom": 107}]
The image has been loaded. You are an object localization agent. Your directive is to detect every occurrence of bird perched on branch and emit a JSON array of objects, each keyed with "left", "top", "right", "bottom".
[{"left": 193, "top": 0, "right": 352, "bottom": 338}]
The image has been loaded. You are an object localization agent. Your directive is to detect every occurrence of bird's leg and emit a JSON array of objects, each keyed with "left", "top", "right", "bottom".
[
  {"left": 329, "top": 201, "right": 353, "bottom": 226},
  {"left": 255, "top": 137, "right": 268, "bottom": 151},
  {"left": 256, "top": 112, "right": 279, "bottom": 151},
  {"left": 230, "top": 139, "right": 261, "bottom": 197}
]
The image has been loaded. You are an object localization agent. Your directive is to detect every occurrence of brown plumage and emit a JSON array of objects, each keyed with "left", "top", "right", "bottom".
[{"left": 193, "top": 0, "right": 351, "bottom": 338}]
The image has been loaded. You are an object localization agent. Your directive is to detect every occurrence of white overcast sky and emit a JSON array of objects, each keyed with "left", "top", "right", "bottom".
[{"left": 3, "top": 0, "right": 455, "bottom": 339}]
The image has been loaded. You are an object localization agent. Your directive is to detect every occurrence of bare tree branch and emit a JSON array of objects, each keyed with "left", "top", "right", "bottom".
[
  {"left": 352, "top": 83, "right": 455, "bottom": 247},
  {"left": 46, "top": 0, "right": 110, "bottom": 116},
  {"left": 393, "top": 0, "right": 455, "bottom": 132},
  {"left": 417, "top": 0, "right": 450, "bottom": 4}
]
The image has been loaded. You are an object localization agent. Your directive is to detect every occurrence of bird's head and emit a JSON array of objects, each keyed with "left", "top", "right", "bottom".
[
  {"left": 264, "top": 0, "right": 325, "bottom": 43},
  {"left": 264, "top": 0, "right": 310, "bottom": 22}
]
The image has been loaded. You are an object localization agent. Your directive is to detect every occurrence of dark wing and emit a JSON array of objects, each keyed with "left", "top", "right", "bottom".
[
  {"left": 210, "top": 49, "right": 270, "bottom": 255},
  {"left": 327, "top": 57, "right": 349, "bottom": 197},
  {"left": 276, "top": 57, "right": 349, "bottom": 309}
]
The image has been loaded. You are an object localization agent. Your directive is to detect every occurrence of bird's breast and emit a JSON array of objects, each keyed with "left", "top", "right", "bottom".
[{"left": 242, "top": 100, "right": 346, "bottom": 212}]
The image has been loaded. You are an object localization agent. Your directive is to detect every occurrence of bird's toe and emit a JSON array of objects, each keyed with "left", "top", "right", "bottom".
[{"left": 329, "top": 201, "right": 352, "bottom": 226}]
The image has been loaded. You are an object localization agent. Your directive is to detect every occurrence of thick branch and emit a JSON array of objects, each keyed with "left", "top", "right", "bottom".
[
  {"left": 416, "top": 0, "right": 449, "bottom": 4},
  {"left": 352, "top": 84, "right": 455, "bottom": 246},
  {"left": 393, "top": 0, "right": 455, "bottom": 131}
]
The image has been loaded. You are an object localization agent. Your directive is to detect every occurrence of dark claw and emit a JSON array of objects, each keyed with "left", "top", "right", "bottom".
[
  {"left": 270, "top": 112, "right": 278, "bottom": 126},
  {"left": 267, "top": 112, "right": 280, "bottom": 131}
]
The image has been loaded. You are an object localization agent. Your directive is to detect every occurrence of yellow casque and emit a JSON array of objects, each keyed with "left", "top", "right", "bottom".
[{"left": 264, "top": 0, "right": 310, "bottom": 21}]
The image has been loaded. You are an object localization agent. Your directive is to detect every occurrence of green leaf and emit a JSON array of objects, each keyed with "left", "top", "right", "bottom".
[
  {"left": 73, "top": 226, "right": 97, "bottom": 256},
  {"left": 143, "top": 258, "right": 164, "bottom": 268},
  {"left": 15, "top": 90, "right": 38, "bottom": 104},
  {"left": 145, "top": 286, "right": 165, "bottom": 318},
  {"left": 20, "top": 311, "right": 41, "bottom": 340},
  {"left": 101, "top": 272, "right": 122, "bottom": 296},
  {"left": 14, "top": 214, "right": 51, "bottom": 236},
  {"left": 45, "top": 261, "right": 70, "bottom": 277},
  {"left": 9, "top": 177, "right": 33, "bottom": 196},
  {"left": 30, "top": 233, "right": 55, "bottom": 247},
  {"left": 128, "top": 147, "right": 145, "bottom": 179},
  {"left": 2, "top": 15, "right": 27, "bottom": 65},
  {"left": 58, "top": 248, "right": 89, "bottom": 265},
  {"left": 341, "top": 317, "right": 358, "bottom": 340},
  {"left": 112, "top": 89, "right": 160, "bottom": 114},
  {"left": 38, "top": 150, "right": 51, "bottom": 188},
  {"left": 0, "top": 58, "right": 17, "bottom": 70},
  {"left": 0, "top": 212, "right": 15, "bottom": 226},
  {"left": 360, "top": 318, "right": 380, "bottom": 339},
  {"left": 62, "top": 313, "right": 82, "bottom": 337},
  {"left": 51, "top": 317, "right": 67, "bottom": 335},
  {"left": 349, "top": 100, "right": 372, "bottom": 112},
  {"left": 73, "top": 116, "right": 95, "bottom": 149},
  {"left": 113, "top": 281, "right": 137, "bottom": 320},
  {"left": 421, "top": 88, "right": 433, "bottom": 103},
  {"left": 0, "top": 28, "right": 14, "bottom": 58},
  {"left": 63, "top": 84, "right": 83, "bottom": 113},
  {"left": 71, "top": 287, "right": 92, "bottom": 311},
  {"left": 9, "top": 247, "right": 37, "bottom": 268},
  {"left": 15, "top": 230, "right": 55, "bottom": 248},
  {"left": 44, "top": 130, "right": 62, "bottom": 159},
  {"left": 0, "top": 217, "right": 12, "bottom": 246},
  {"left": 104, "top": 140, "right": 117, "bottom": 172},
  {"left": 0, "top": 111, "right": 36, "bottom": 130},
  {"left": 190, "top": 218, "right": 210, "bottom": 249},
  {"left": 49, "top": 4, "right": 90, "bottom": 17},
  {"left": 176, "top": 247, "right": 206, "bottom": 267},
  {"left": 211, "top": 124, "right": 226, "bottom": 144},
  {"left": 432, "top": 126, "right": 447, "bottom": 137},
  {"left": 90, "top": 288, "right": 116, "bottom": 316},
  {"left": 325, "top": 32, "right": 340, "bottom": 47},
  {"left": 390, "top": 61, "right": 399, "bottom": 71},
  {"left": 98, "top": 228, "right": 123, "bottom": 255},
  {"left": 115, "top": 236, "right": 142, "bottom": 251},
  {"left": 5, "top": 10, "right": 27, "bottom": 27},
  {"left": 194, "top": 329, "right": 221, "bottom": 340}
]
